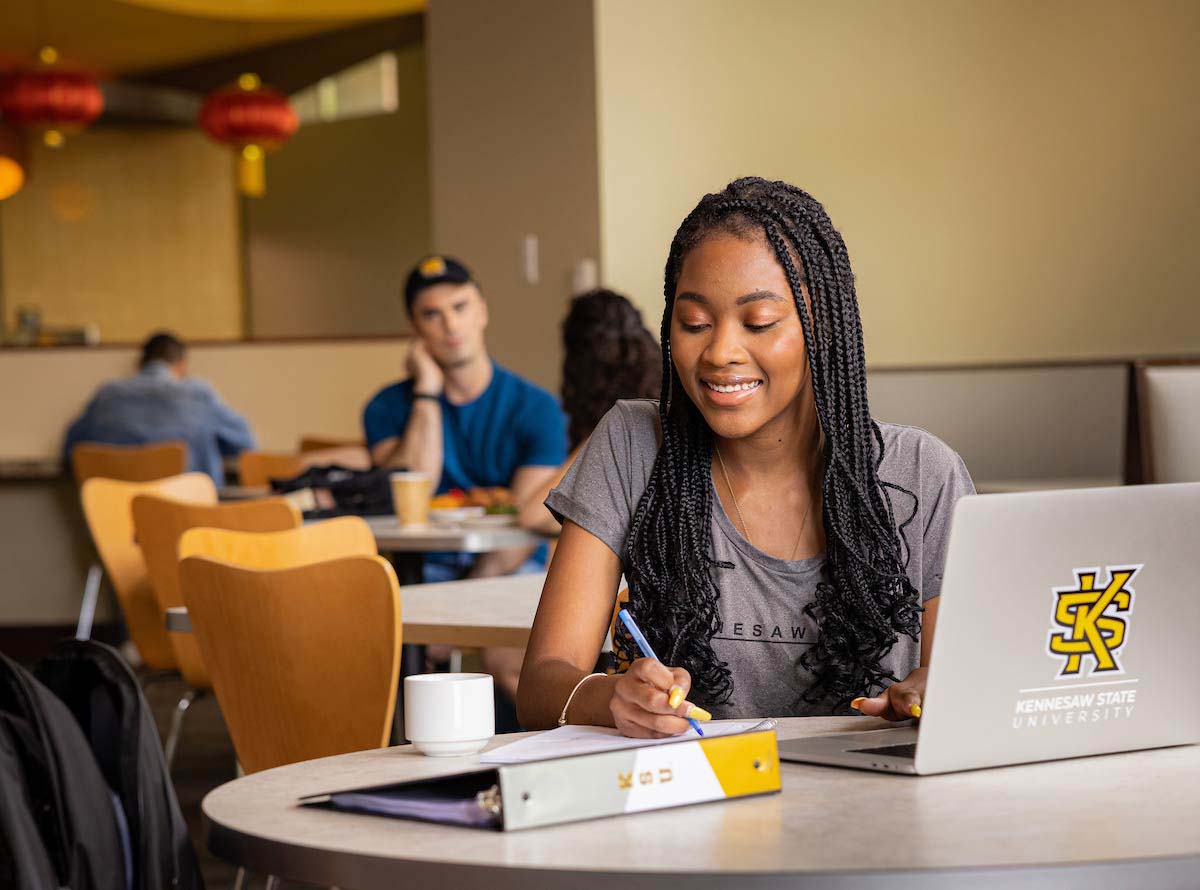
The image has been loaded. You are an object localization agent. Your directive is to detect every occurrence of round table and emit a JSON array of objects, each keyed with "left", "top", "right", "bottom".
[{"left": 203, "top": 717, "right": 1199, "bottom": 889}]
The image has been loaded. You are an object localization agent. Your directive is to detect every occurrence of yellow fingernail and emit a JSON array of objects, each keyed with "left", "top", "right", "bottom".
[
  {"left": 850, "top": 697, "right": 866, "bottom": 710},
  {"left": 910, "top": 704, "right": 922, "bottom": 718},
  {"left": 668, "top": 686, "right": 684, "bottom": 709},
  {"left": 686, "top": 705, "right": 712, "bottom": 722}
]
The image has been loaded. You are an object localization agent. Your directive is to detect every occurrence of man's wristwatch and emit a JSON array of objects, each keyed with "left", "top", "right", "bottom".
[{"left": 413, "top": 392, "right": 441, "bottom": 402}]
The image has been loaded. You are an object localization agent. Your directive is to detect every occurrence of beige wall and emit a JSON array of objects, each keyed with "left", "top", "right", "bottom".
[
  {"left": 594, "top": 0, "right": 1200, "bottom": 366},
  {"left": 426, "top": 0, "right": 601, "bottom": 391},
  {"left": 246, "top": 44, "right": 431, "bottom": 338},
  {"left": 0, "top": 128, "right": 241, "bottom": 341},
  {"left": 0, "top": 338, "right": 410, "bottom": 460}
]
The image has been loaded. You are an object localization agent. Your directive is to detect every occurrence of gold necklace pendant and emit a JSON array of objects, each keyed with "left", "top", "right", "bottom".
[{"left": 716, "top": 444, "right": 813, "bottom": 560}]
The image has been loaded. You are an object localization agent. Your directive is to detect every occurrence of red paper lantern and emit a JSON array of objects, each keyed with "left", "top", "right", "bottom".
[
  {"left": 0, "top": 67, "right": 104, "bottom": 148},
  {"left": 199, "top": 74, "right": 298, "bottom": 197}
]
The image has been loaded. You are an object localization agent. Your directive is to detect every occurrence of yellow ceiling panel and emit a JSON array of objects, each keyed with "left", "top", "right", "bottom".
[{"left": 0, "top": 0, "right": 423, "bottom": 76}]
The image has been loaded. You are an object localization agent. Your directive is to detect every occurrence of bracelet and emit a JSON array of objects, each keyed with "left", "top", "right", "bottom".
[
  {"left": 413, "top": 392, "right": 441, "bottom": 402},
  {"left": 558, "top": 673, "right": 604, "bottom": 726}
]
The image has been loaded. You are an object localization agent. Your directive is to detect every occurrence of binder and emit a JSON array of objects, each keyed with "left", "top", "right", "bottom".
[{"left": 300, "top": 728, "right": 780, "bottom": 831}]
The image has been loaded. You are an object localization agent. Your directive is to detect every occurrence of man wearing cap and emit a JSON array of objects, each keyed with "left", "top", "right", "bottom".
[{"left": 365, "top": 256, "right": 567, "bottom": 582}]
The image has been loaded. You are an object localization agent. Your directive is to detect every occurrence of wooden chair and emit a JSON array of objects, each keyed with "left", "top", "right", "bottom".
[
  {"left": 79, "top": 473, "right": 216, "bottom": 672},
  {"left": 237, "top": 447, "right": 371, "bottom": 487},
  {"left": 71, "top": 441, "right": 190, "bottom": 637},
  {"left": 71, "top": 441, "right": 188, "bottom": 484},
  {"left": 178, "top": 516, "right": 376, "bottom": 568},
  {"left": 299, "top": 435, "right": 366, "bottom": 453},
  {"left": 132, "top": 494, "right": 302, "bottom": 767},
  {"left": 236, "top": 452, "right": 303, "bottom": 488},
  {"left": 179, "top": 554, "right": 402, "bottom": 773},
  {"left": 1128, "top": 359, "right": 1200, "bottom": 484}
]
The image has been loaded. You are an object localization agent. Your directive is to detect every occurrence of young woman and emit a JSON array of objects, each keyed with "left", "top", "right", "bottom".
[
  {"left": 518, "top": 289, "right": 661, "bottom": 535},
  {"left": 517, "top": 177, "right": 974, "bottom": 737}
]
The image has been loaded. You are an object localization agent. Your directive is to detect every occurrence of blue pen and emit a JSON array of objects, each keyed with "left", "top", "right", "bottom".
[{"left": 617, "top": 609, "right": 707, "bottom": 737}]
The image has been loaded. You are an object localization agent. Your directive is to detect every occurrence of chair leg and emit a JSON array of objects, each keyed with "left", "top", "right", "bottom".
[
  {"left": 163, "top": 689, "right": 199, "bottom": 770},
  {"left": 232, "top": 867, "right": 247, "bottom": 890},
  {"left": 75, "top": 564, "right": 103, "bottom": 640},
  {"left": 449, "top": 649, "right": 463, "bottom": 673},
  {"left": 264, "top": 876, "right": 279, "bottom": 890}
]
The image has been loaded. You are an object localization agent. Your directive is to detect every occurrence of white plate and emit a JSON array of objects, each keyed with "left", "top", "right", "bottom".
[
  {"left": 461, "top": 513, "right": 519, "bottom": 528},
  {"left": 429, "top": 507, "right": 486, "bottom": 524}
]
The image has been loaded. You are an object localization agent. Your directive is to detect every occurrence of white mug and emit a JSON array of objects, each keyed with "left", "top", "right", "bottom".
[{"left": 404, "top": 673, "right": 495, "bottom": 757}]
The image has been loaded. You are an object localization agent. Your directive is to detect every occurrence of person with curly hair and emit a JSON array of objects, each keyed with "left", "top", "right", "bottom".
[
  {"left": 517, "top": 177, "right": 974, "bottom": 735},
  {"left": 518, "top": 289, "right": 661, "bottom": 535}
]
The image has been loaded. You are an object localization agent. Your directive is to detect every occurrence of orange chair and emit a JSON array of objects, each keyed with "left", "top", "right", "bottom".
[
  {"left": 236, "top": 451, "right": 303, "bottom": 488},
  {"left": 79, "top": 473, "right": 216, "bottom": 671},
  {"left": 71, "top": 441, "right": 190, "bottom": 638},
  {"left": 237, "top": 447, "right": 371, "bottom": 488},
  {"left": 71, "top": 441, "right": 188, "bottom": 484},
  {"left": 132, "top": 494, "right": 302, "bottom": 767},
  {"left": 180, "top": 554, "right": 401, "bottom": 773},
  {"left": 178, "top": 516, "right": 377, "bottom": 568},
  {"left": 298, "top": 436, "right": 366, "bottom": 453}
]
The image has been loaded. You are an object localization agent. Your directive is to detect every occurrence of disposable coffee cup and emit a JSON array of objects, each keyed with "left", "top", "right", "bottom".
[
  {"left": 390, "top": 471, "right": 433, "bottom": 526},
  {"left": 404, "top": 673, "right": 495, "bottom": 757}
]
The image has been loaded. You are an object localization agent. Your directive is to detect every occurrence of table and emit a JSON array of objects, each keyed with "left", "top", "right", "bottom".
[
  {"left": 166, "top": 572, "right": 546, "bottom": 648},
  {"left": 362, "top": 516, "right": 541, "bottom": 556},
  {"left": 202, "top": 716, "right": 1199, "bottom": 889}
]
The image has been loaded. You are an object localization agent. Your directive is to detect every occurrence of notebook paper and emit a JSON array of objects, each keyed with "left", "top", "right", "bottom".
[{"left": 481, "top": 720, "right": 765, "bottom": 764}]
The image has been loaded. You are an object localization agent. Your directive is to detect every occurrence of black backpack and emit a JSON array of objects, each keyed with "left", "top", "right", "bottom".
[
  {"left": 0, "top": 716, "right": 58, "bottom": 890},
  {"left": 0, "top": 650, "right": 126, "bottom": 890},
  {"left": 35, "top": 640, "right": 204, "bottom": 890},
  {"left": 270, "top": 464, "right": 395, "bottom": 517}
]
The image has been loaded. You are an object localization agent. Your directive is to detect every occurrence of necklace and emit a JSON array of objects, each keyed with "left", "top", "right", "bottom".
[{"left": 715, "top": 445, "right": 814, "bottom": 560}]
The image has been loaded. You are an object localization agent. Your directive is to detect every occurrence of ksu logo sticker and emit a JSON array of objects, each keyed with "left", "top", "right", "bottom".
[{"left": 1047, "top": 565, "right": 1140, "bottom": 677}]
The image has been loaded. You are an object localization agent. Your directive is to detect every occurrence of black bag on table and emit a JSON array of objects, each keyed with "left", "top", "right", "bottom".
[
  {"left": 269, "top": 464, "right": 394, "bottom": 517},
  {"left": 0, "top": 650, "right": 126, "bottom": 890},
  {"left": 35, "top": 639, "right": 204, "bottom": 890}
]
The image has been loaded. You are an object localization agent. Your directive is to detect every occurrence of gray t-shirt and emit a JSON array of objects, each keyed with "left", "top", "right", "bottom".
[{"left": 545, "top": 399, "right": 975, "bottom": 719}]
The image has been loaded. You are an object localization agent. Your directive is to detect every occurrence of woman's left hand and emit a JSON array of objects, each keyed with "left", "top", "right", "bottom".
[{"left": 851, "top": 666, "right": 927, "bottom": 721}]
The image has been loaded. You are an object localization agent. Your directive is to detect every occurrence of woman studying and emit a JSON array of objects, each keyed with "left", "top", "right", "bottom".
[{"left": 517, "top": 177, "right": 974, "bottom": 737}]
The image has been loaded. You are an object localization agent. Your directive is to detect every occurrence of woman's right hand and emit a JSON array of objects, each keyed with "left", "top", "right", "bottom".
[{"left": 609, "top": 658, "right": 710, "bottom": 738}]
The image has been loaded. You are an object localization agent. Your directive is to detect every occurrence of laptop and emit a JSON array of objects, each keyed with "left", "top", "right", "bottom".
[{"left": 778, "top": 482, "right": 1200, "bottom": 775}]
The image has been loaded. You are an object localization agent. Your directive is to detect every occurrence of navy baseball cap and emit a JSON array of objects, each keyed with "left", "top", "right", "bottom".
[{"left": 404, "top": 255, "right": 473, "bottom": 314}]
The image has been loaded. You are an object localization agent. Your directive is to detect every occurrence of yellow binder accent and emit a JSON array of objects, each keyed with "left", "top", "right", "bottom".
[{"left": 700, "top": 731, "right": 780, "bottom": 797}]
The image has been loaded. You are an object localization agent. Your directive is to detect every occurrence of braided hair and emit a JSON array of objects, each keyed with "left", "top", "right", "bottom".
[
  {"left": 561, "top": 289, "right": 661, "bottom": 449},
  {"left": 623, "top": 176, "right": 921, "bottom": 710}
]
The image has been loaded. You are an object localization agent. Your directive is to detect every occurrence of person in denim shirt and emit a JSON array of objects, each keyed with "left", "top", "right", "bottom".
[{"left": 62, "top": 332, "right": 255, "bottom": 485}]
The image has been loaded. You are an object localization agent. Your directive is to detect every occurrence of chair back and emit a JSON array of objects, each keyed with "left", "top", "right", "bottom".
[
  {"left": 238, "top": 447, "right": 372, "bottom": 487},
  {"left": 179, "top": 554, "right": 401, "bottom": 773},
  {"left": 298, "top": 436, "right": 365, "bottom": 453},
  {"left": 72, "top": 441, "right": 187, "bottom": 484},
  {"left": 131, "top": 495, "right": 302, "bottom": 688},
  {"left": 79, "top": 473, "right": 216, "bottom": 669},
  {"left": 178, "top": 516, "right": 376, "bottom": 568},
  {"left": 236, "top": 452, "right": 303, "bottom": 488},
  {"left": 1135, "top": 361, "right": 1200, "bottom": 483}
]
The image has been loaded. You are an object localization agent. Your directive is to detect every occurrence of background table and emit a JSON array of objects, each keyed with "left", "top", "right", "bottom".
[
  {"left": 167, "top": 572, "right": 545, "bottom": 648},
  {"left": 202, "top": 717, "right": 1198, "bottom": 889}
]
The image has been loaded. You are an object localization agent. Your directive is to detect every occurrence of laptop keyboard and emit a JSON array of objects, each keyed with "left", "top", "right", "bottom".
[{"left": 848, "top": 743, "right": 917, "bottom": 759}]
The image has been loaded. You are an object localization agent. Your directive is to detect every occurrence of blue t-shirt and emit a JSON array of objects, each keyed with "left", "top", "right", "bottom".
[{"left": 362, "top": 362, "right": 567, "bottom": 494}]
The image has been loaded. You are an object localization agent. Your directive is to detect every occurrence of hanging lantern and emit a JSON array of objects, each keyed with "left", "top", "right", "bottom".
[
  {"left": 199, "top": 73, "right": 297, "bottom": 197},
  {"left": 0, "top": 123, "right": 25, "bottom": 201},
  {"left": 0, "top": 48, "right": 104, "bottom": 149}
]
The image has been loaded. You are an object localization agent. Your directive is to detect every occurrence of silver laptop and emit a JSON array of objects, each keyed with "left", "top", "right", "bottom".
[{"left": 779, "top": 482, "right": 1200, "bottom": 775}]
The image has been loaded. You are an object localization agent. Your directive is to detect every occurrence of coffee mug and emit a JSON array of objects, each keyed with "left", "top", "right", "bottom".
[
  {"left": 404, "top": 673, "right": 495, "bottom": 757},
  {"left": 390, "top": 471, "right": 433, "bottom": 526}
]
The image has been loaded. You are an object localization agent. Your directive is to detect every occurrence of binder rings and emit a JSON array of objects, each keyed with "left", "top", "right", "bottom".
[{"left": 300, "top": 728, "right": 780, "bottom": 831}]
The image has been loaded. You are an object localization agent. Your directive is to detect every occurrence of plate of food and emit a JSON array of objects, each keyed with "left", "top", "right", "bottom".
[
  {"left": 429, "top": 487, "right": 520, "bottom": 526},
  {"left": 429, "top": 506, "right": 486, "bottom": 525}
]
